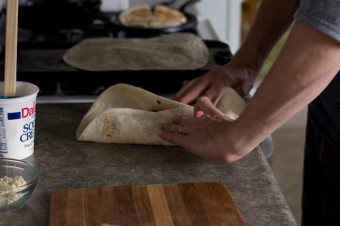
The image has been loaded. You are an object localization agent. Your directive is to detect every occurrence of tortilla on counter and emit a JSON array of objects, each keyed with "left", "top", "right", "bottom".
[
  {"left": 76, "top": 83, "right": 246, "bottom": 146},
  {"left": 62, "top": 33, "right": 209, "bottom": 71}
]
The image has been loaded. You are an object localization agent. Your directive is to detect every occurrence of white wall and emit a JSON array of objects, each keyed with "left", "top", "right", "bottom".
[{"left": 192, "top": 0, "right": 242, "bottom": 53}]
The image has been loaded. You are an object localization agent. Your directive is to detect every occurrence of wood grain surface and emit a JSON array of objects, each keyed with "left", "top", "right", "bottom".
[
  {"left": 50, "top": 182, "right": 245, "bottom": 226},
  {"left": 4, "top": 0, "right": 18, "bottom": 96}
]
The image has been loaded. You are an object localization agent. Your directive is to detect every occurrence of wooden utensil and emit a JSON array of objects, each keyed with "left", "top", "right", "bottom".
[
  {"left": 4, "top": 0, "right": 19, "bottom": 97},
  {"left": 50, "top": 182, "right": 245, "bottom": 226}
]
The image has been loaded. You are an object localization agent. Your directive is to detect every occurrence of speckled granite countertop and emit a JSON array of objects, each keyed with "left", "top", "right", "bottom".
[{"left": 0, "top": 104, "right": 296, "bottom": 226}]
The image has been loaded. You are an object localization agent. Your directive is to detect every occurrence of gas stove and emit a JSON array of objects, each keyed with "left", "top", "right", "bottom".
[{"left": 0, "top": 2, "right": 230, "bottom": 103}]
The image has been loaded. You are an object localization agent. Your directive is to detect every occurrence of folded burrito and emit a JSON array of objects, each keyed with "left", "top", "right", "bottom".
[{"left": 76, "top": 83, "right": 246, "bottom": 146}]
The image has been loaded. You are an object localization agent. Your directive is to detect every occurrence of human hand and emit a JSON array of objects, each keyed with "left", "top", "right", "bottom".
[
  {"left": 160, "top": 97, "right": 251, "bottom": 163},
  {"left": 174, "top": 63, "right": 256, "bottom": 104}
]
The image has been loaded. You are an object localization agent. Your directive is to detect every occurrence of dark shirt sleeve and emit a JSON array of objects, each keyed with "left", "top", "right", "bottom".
[{"left": 295, "top": 0, "right": 340, "bottom": 42}]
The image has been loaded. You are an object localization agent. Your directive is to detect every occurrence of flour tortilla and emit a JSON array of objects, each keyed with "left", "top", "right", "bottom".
[
  {"left": 149, "top": 5, "right": 187, "bottom": 28},
  {"left": 119, "top": 4, "right": 152, "bottom": 27},
  {"left": 119, "top": 4, "right": 187, "bottom": 28},
  {"left": 63, "top": 33, "right": 209, "bottom": 71},
  {"left": 76, "top": 83, "right": 246, "bottom": 146},
  {"left": 213, "top": 86, "right": 246, "bottom": 120}
]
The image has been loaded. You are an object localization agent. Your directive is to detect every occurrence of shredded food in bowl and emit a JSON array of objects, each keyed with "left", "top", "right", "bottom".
[{"left": 0, "top": 176, "right": 27, "bottom": 206}]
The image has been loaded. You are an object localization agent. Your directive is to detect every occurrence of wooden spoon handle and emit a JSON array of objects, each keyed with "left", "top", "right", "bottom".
[{"left": 4, "top": 0, "right": 19, "bottom": 97}]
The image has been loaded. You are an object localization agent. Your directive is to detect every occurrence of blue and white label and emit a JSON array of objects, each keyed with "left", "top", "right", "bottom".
[
  {"left": 0, "top": 100, "right": 37, "bottom": 159},
  {"left": 0, "top": 107, "right": 7, "bottom": 155},
  {"left": 8, "top": 112, "right": 21, "bottom": 120},
  {"left": 8, "top": 104, "right": 36, "bottom": 120}
]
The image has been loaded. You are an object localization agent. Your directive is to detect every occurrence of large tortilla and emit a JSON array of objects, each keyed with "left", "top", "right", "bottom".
[
  {"left": 76, "top": 83, "right": 246, "bottom": 146},
  {"left": 63, "top": 33, "right": 209, "bottom": 71}
]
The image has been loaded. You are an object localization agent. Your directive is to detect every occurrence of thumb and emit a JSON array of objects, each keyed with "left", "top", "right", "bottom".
[{"left": 194, "top": 96, "right": 224, "bottom": 118}]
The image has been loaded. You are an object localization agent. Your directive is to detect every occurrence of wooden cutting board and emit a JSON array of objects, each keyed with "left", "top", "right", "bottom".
[{"left": 49, "top": 182, "right": 245, "bottom": 226}]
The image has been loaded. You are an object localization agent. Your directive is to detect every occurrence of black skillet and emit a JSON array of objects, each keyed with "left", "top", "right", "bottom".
[
  {"left": 109, "top": 0, "right": 201, "bottom": 36},
  {"left": 17, "top": 1, "right": 102, "bottom": 32}
]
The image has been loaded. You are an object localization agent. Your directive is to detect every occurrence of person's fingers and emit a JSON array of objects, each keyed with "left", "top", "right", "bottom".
[
  {"left": 194, "top": 96, "right": 223, "bottom": 118},
  {"left": 174, "top": 77, "right": 210, "bottom": 104},
  {"left": 170, "top": 116, "right": 193, "bottom": 124},
  {"left": 161, "top": 122, "right": 179, "bottom": 133},
  {"left": 161, "top": 121, "right": 188, "bottom": 135},
  {"left": 171, "top": 117, "right": 183, "bottom": 124},
  {"left": 174, "top": 78, "right": 197, "bottom": 98},
  {"left": 203, "top": 84, "right": 225, "bottom": 102},
  {"left": 159, "top": 129, "right": 189, "bottom": 146}
]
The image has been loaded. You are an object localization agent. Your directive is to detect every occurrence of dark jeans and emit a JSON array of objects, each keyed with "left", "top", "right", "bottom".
[{"left": 302, "top": 114, "right": 340, "bottom": 226}]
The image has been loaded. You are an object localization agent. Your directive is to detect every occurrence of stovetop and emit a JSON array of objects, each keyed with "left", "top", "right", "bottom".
[
  {"left": 9, "top": 40, "right": 231, "bottom": 95},
  {"left": 0, "top": 3, "right": 231, "bottom": 103}
]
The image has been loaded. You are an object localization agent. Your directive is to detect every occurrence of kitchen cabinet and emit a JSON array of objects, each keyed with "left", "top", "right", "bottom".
[{"left": 0, "top": 104, "right": 296, "bottom": 225}]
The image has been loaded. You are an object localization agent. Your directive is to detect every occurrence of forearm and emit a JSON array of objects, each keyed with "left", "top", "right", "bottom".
[
  {"left": 231, "top": 0, "right": 301, "bottom": 73},
  {"left": 231, "top": 20, "right": 340, "bottom": 154}
]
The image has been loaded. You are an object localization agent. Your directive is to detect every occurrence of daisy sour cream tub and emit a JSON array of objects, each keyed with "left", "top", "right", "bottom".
[{"left": 0, "top": 82, "right": 39, "bottom": 159}]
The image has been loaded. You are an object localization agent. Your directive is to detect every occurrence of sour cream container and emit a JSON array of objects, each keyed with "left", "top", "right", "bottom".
[{"left": 0, "top": 82, "right": 39, "bottom": 159}]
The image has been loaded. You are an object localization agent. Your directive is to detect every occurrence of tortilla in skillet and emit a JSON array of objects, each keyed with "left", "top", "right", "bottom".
[
  {"left": 118, "top": 4, "right": 152, "bottom": 27},
  {"left": 119, "top": 4, "right": 187, "bottom": 28}
]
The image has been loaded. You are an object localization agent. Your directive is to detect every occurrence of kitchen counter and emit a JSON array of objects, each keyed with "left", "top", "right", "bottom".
[{"left": 0, "top": 104, "right": 297, "bottom": 226}]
